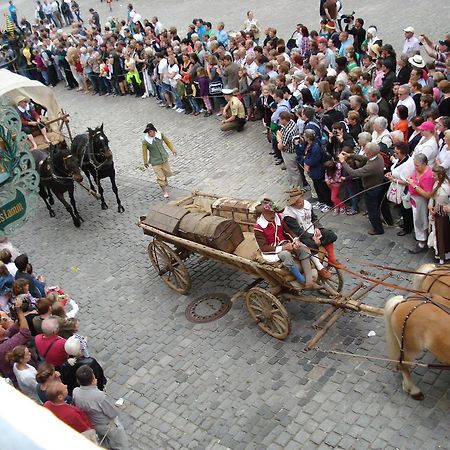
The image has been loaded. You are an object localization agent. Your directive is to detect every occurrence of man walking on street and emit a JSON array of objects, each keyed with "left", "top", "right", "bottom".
[{"left": 142, "top": 123, "right": 177, "bottom": 198}]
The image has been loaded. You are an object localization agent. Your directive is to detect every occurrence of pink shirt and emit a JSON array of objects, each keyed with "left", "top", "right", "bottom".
[{"left": 408, "top": 167, "right": 434, "bottom": 207}]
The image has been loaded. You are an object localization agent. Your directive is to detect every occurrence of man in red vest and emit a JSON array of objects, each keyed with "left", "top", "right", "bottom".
[{"left": 254, "top": 199, "right": 319, "bottom": 288}]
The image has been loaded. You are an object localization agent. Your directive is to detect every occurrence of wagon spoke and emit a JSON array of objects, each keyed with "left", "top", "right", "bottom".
[{"left": 148, "top": 241, "right": 192, "bottom": 294}]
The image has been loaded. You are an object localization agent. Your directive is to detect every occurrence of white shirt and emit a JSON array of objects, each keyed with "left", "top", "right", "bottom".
[
  {"left": 283, "top": 201, "right": 315, "bottom": 234},
  {"left": 158, "top": 58, "right": 169, "bottom": 84},
  {"left": 42, "top": 3, "right": 52, "bottom": 15},
  {"left": 402, "top": 136, "right": 439, "bottom": 177},
  {"left": 13, "top": 364, "right": 39, "bottom": 402},
  {"left": 402, "top": 37, "right": 420, "bottom": 56},
  {"left": 391, "top": 95, "right": 417, "bottom": 125}
]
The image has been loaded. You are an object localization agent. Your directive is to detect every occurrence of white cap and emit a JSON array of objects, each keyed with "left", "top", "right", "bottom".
[
  {"left": 403, "top": 26, "right": 414, "bottom": 33},
  {"left": 222, "top": 88, "right": 234, "bottom": 95}
]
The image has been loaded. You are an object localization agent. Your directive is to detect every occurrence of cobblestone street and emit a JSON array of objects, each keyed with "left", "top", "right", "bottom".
[{"left": 3, "top": 0, "right": 450, "bottom": 448}]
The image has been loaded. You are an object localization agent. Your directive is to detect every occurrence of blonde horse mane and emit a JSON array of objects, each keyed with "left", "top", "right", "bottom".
[
  {"left": 412, "top": 263, "right": 437, "bottom": 291},
  {"left": 384, "top": 295, "right": 405, "bottom": 361}
]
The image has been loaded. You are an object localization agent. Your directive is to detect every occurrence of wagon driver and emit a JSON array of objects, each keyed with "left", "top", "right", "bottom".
[
  {"left": 282, "top": 188, "right": 344, "bottom": 270},
  {"left": 142, "top": 123, "right": 177, "bottom": 198},
  {"left": 16, "top": 96, "right": 51, "bottom": 150},
  {"left": 254, "top": 199, "right": 320, "bottom": 289}
]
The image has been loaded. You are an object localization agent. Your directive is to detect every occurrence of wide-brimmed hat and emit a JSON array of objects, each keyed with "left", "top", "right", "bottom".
[
  {"left": 144, "top": 123, "right": 157, "bottom": 133},
  {"left": 15, "top": 95, "right": 28, "bottom": 106},
  {"left": 403, "top": 26, "right": 414, "bottom": 33},
  {"left": 408, "top": 54, "right": 425, "bottom": 68},
  {"left": 286, "top": 188, "right": 306, "bottom": 206}
]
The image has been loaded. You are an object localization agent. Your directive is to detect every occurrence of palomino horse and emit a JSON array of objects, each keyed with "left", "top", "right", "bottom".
[{"left": 384, "top": 264, "right": 450, "bottom": 400}]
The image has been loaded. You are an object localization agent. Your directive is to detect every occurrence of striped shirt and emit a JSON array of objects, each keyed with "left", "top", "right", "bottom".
[{"left": 280, "top": 120, "right": 299, "bottom": 153}]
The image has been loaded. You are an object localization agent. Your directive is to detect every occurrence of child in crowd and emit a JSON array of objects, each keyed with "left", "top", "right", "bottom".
[
  {"left": 347, "top": 111, "right": 362, "bottom": 142},
  {"left": 99, "top": 60, "right": 113, "bottom": 95},
  {"left": 324, "top": 159, "right": 344, "bottom": 215},
  {"left": 182, "top": 74, "right": 201, "bottom": 115},
  {"left": 197, "top": 67, "right": 212, "bottom": 117}
]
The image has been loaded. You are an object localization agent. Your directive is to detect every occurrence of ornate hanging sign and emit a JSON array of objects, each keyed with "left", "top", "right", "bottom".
[{"left": 0, "top": 98, "right": 40, "bottom": 237}]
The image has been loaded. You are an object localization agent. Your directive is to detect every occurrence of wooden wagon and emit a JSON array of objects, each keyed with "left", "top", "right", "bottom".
[{"left": 138, "top": 192, "right": 384, "bottom": 345}]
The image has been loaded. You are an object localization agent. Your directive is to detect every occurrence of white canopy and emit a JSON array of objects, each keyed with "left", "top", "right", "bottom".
[{"left": 0, "top": 69, "right": 61, "bottom": 122}]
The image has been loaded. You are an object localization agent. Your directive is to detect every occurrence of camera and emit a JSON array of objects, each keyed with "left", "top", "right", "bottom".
[
  {"left": 9, "top": 295, "right": 30, "bottom": 321},
  {"left": 341, "top": 11, "right": 355, "bottom": 24}
]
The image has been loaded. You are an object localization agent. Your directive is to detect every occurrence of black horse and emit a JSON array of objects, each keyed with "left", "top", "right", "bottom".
[
  {"left": 32, "top": 143, "right": 84, "bottom": 227},
  {"left": 71, "top": 125, "right": 124, "bottom": 213}
]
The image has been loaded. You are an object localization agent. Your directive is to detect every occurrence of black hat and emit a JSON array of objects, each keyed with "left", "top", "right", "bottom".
[
  {"left": 144, "top": 123, "right": 157, "bottom": 133},
  {"left": 439, "top": 39, "right": 450, "bottom": 49}
]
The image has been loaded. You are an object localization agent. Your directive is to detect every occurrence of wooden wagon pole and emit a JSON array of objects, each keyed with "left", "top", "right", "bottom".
[
  {"left": 306, "top": 309, "right": 346, "bottom": 350},
  {"left": 312, "top": 283, "right": 363, "bottom": 329}
]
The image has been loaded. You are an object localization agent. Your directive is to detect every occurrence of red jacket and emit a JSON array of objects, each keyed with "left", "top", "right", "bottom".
[
  {"left": 44, "top": 402, "right": 92, "bottom": 433},
  {"left": 35, "top": 334, "right": 68, "bottom": 367},
  {"left": 254, "top": 213, "right": 295, "bottom": 254}
]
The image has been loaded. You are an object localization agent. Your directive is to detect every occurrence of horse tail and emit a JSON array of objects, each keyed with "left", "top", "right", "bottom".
[
  {"left": 413, "top": 263, "right": 436, "bottom": 291},
  {"left": 384, "top": 295, "right": 405, "bottom": 361}
]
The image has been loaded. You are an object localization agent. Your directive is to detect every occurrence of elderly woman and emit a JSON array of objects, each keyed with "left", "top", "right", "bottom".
[
  {"left": 16, "top": 96, "right": 51, "bottom": 150},
  {"left": 371, "top": 116, "right": 393, "bottom": 150},
  {"left": 411, "top": 121, "right": 439, "bottom": 168},
  {"left": 59, "top": 335, "right": 107, "bottom": 396},
  {"left": 386, "top": 142, "right": 413, "bottom": 236},
  {"left": 406, "top": 153, "right": 434, "bottom": 253},
  {"left": 363, "top": 102, "right": 379, "bottom": 133},
  {"left": 427, "top": 166, "right": 450, "bottom": 264}
]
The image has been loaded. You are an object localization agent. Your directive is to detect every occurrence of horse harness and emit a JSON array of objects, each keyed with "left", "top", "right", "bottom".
[
  {"left": 38, "top": 148, "right": 74, "bottom": 183},
  {"left": 394, "top": 294, "right": 450, "bottom": 369}
]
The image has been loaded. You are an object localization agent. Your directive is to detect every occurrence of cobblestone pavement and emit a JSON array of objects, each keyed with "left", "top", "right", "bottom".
[{"left": 3, "top": 0, "right": 450, "bottom": 449}]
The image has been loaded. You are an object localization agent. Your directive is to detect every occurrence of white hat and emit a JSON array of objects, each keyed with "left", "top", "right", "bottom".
[
  {"left": 408, "top": 54, "right": 425, "bottom": 68},
  {"left": 326, "top": 67, "right": 337, "bottom": 77},
  {"left": 64, "top": 336, "right": 81, "bottom": 357},
  {"left": 222, "top": 88, "right": 234, "bottom": 95},
  {"left": 403, "top": 26, "right": 414, "bottom": 33},
  {"left": 367, "top": 27, "right": 377, "bottom": 37}
]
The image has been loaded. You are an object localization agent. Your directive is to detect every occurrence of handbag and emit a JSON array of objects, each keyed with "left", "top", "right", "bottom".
[
  {"left": 402, "top": 192, "right": 412, "bottom": 209},
  {"left": 209, "top": 80, "right": 223, "bottom": 96},
  {"left": 387, "top": 181, "right": 403, "bottom": 204}
]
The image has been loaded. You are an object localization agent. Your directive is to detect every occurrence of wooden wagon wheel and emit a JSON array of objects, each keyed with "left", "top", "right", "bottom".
[
  {"left": 319, "top": 255, "right": 344, "bottom": 293},
  {"left": 245, "top": 287, "right": 291, "bottom": 340},
  {"left": 148, "top": 240, "right": 192, "bottom": 294}
]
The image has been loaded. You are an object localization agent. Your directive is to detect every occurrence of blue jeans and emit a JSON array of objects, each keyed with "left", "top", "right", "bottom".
[
  {"left": 188, "top": 96, "right": 201, "bottom": 112},
  {"left": 343, "top": 181, "right": 359, "bottom": 211}
]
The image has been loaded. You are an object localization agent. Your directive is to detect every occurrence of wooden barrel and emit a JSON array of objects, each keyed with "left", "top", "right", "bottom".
[
  {"left": 178, "top": 212, "right": 209, "bottom": 242},
  {"left": 178, "top": 213, "right": 244, "bottom": 253}
]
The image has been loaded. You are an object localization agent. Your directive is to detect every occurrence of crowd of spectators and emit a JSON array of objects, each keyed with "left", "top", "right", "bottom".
[
  {"left": 0, "top": 244, "right": 128, "bottom": 449},
  {"left": 2, "top": 2, "right": 450, "bottom": 257}
]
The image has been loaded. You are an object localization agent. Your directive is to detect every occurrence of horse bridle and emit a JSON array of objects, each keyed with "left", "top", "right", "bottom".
[{"left": 84, "top": 130, "right": 111, "bottom": 171}]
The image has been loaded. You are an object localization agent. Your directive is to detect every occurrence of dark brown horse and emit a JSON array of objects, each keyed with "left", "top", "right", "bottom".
[
  {"left": 71, "top": 125, "right": 124, "bottom": 213},
  {"left": 32, "top": 143, "right": 84, "bottom": 227}
]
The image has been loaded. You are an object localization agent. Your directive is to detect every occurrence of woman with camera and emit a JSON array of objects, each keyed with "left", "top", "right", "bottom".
[{"left": 0, "top": 297, "right": 31, "bottom": 385}]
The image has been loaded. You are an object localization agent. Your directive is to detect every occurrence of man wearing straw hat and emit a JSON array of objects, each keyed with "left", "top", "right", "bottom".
[
  {"left": 283, "top": 188, "right": 342, "bottom": 274},
  {"left": 254, "top": 199, "right": 319, "bottom": 289}
]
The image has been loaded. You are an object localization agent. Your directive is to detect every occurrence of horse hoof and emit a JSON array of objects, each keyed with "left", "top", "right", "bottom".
[
  {"left": 101, "top": 203, "right": 109, "bottom": 210},
  {"left": 49, "top": 198, "right": 55, "bottom": 206},
  {"left": 49, "top": 210, "right": 56, "bottom": 218},
  {"left": 118, "top": 205, "right": 125, "bottom": 213},
  {"left": 74, "top": 219, "right": 81, "bottom": 228},
  {"left": 411, "top": 392, "right": 424, "bottom": 401}
]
